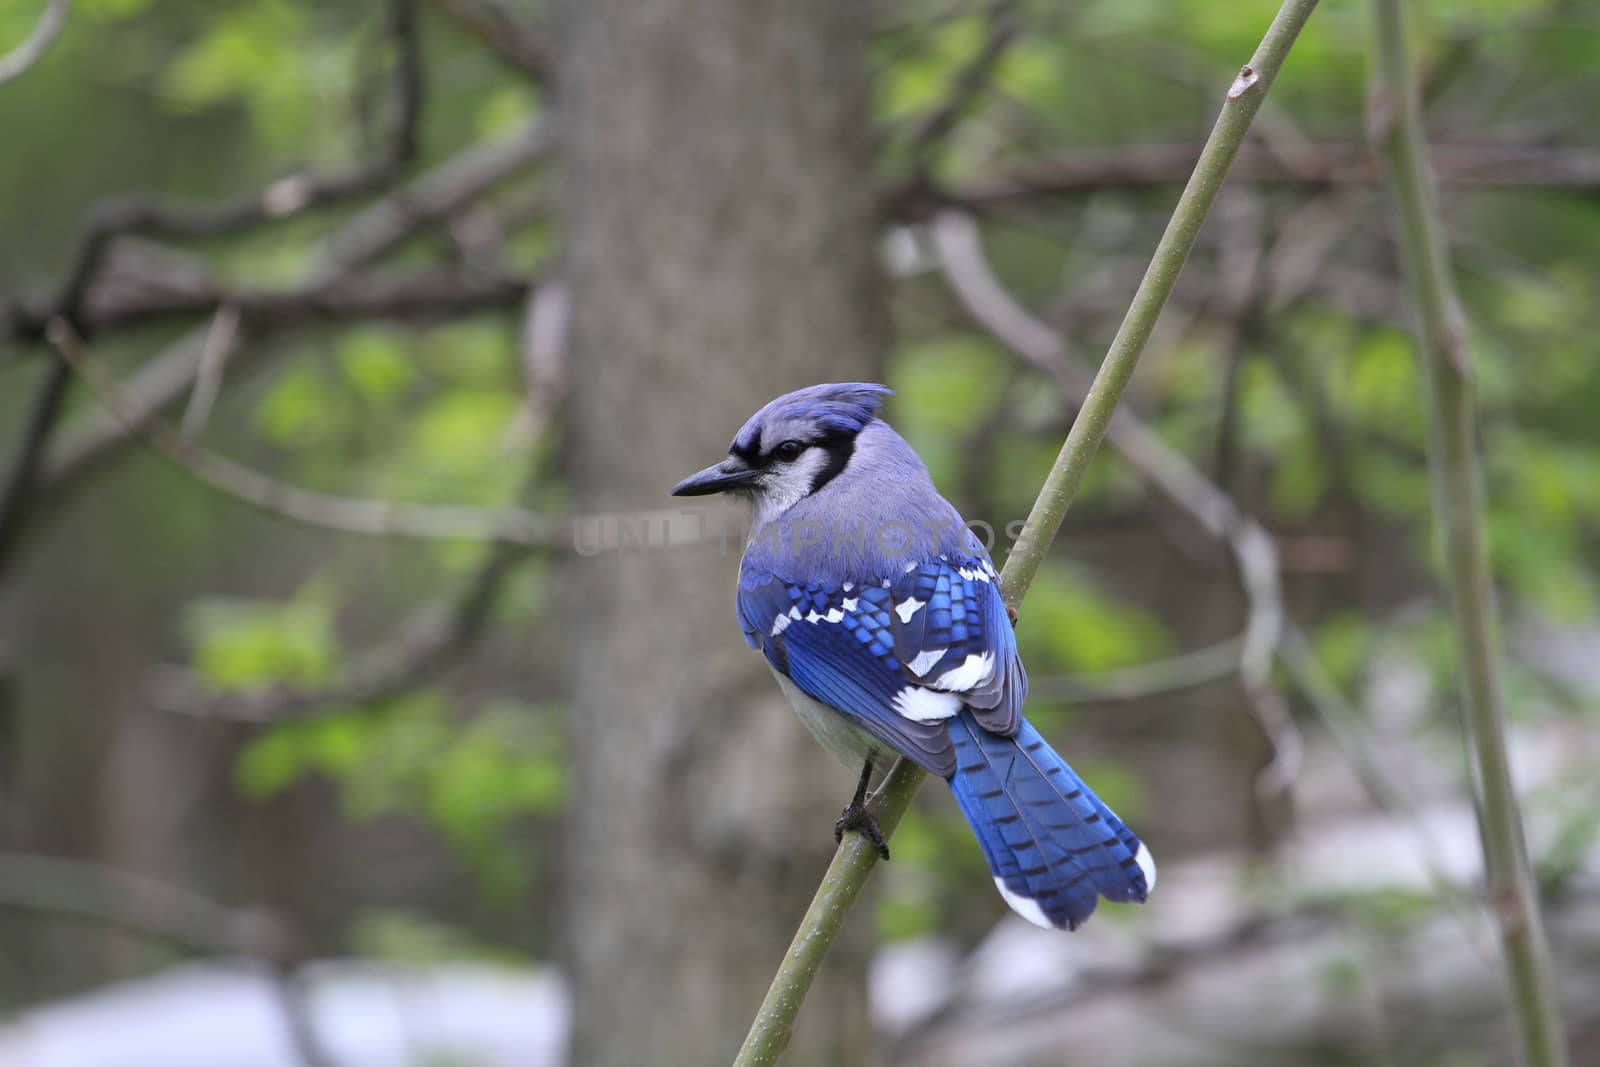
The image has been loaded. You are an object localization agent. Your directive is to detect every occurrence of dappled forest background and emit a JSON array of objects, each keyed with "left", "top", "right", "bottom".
[{"left": 2, "top": 0, "right": 1599, "bottom": 1064}]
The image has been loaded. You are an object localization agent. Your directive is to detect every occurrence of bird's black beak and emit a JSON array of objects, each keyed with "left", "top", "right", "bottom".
[{"left": 671, "top": 457, "right": 761, "bottom": 497}]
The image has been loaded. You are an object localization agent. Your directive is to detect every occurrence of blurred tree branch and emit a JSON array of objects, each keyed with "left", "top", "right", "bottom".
[
  {"left": 0, "top": 361, "right": 71, "bottom": 572},
  {"left": 12, "top": 0, "right": 423, "bottom": 348},
  {"left": 310, "top": 119, "right": 548, "bottom": 283},
  {"left": 0, "top": 851, "right": 335, "bottom": 1067},
  {"left": 932, "top": 208, "right": 1300, "bottom": 797},
  {"left": 0, "top": 851, "right": 293, "bottom": 958},
  {"left": 900, "top": 0, "right": 1021, "bottom": 177},
  {"left": 1027, "top": 635, "right": 1246, "bottom": 703},
  {"left": 48, "top": 282, "right": 568, "bottom": 724},
  {"left": 0, "top": 0, "right": 69, "bottom": 86},
  {"left": 422, "top": 0, "right": 548, "bottom": 81},
  {"left": 0, "top": 0, "right": 427, "bottom": 581},
  {"left": 735, "top": 0, "right": 1321, "bottom": 1060},
  {"left": 59, "top": 263, "right": 530, "bottom": 336},
  {"left": 47, "top": 320, "right": 562, "bottom": 547},
  {"left": 22, "top": 123, "right": 546, "bottom": 533},
  {"left": 910, "top": 141, "right": 1600, "bottom": 211},
  {"left": 1371, "top": 0, "right": 1568, "bottom": 1063},
  {"left": 153, "top": 542, "right": 533, "bottom": 723},
  {"left": 930, "top": 184, "right": 1485, "bottom": 935}
]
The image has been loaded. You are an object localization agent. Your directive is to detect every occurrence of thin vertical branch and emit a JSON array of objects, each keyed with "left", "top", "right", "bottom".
[
  {"left": 1370, "top": 3, "right": 1568, "bottom": 1065},
  {"left": 996, "top": 0, "right": 1318, "bottom": 614},
  {"left": 733, "top": 1, "right": 1321, "bottom": 1061},
  {"left": 0, "top": 359, "right": 71, "bottom": 571}
]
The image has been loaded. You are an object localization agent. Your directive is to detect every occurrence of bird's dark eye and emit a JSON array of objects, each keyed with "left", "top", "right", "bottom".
[{"left": 773, "top": 440, "right": 805, "bottom": 462}]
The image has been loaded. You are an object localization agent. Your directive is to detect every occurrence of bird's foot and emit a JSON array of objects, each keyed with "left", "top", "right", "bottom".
[{"left": 834, "top": 797, "right": 890, "bottom": 861}]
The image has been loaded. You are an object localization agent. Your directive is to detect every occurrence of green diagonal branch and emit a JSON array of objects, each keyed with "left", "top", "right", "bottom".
[
  {"left": 732, "top": 1, "right": 1322, "bottom": 1062},
  {"left": 1370, "top": 2, "right": 1569, "bottom": 1064}
]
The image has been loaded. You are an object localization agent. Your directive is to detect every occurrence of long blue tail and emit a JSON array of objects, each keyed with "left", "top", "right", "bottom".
[{"left": 946, "top": 710, "right": 1154, "bottom": 930}]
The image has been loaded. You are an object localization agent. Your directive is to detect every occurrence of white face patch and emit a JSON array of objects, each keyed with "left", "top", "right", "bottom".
[
  {"left": 932, "top": 652, "right": 995, "bottom": 693},
  {"left": 994, "top": 878, "right": 1054, "bottom": 930},
  {"left": 750, "top": 447, "right": 830, "bottom": 527},
  {"left": 890, "top": 686, "right": 962, "bottom": 723},
  {"left": 906, "top": 647, "right": 947, "bottom": 677},
  {"left": 894, "top": 597, "right": 925, "bottom": 623}
]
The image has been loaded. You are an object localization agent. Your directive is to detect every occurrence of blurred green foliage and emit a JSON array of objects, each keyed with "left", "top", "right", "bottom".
[
  {"left": 237, "top": 693, "right": 565, "bottom": 897},
  {"left": 188, "top": 581, "right": 342, "bottom": 691}
]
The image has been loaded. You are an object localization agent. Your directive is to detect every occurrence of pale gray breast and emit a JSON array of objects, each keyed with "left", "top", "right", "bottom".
[{"left": 769, "top": 667, "right": 884, "bottom": 768}]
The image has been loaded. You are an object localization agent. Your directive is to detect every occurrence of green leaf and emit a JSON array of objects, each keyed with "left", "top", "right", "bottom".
[
  {"left": 890, "top": 334, "right": 1010, "bottom": 488},
  {"left": 476, "top": 84, "right": 539, "bottom": 139},
  {"left": 254, "top": 362, "right": 352, "bottom": 450},
  {"left": 187, "top": 582, "right": 341, "bottom": 693},
  {"left": 339, "top": 329, "right": 417, "bottom": 408},
  {"left": 1313, "top": 614, "right": 1375, "bottom": 692}
]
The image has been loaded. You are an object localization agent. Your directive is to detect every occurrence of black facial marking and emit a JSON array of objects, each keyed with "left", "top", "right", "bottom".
[
  {"left": 729, "top": 429, "right": 762, "bottom": 465},
  {"left": 806, "top": 428, "right": 857, "bottom": 496},
  {"left": 728, "top": 426, "right": 861, "bottom": 491}
]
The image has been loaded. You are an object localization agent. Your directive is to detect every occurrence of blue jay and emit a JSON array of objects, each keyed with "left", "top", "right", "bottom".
[{"left": 672, "top": 382, "right": 1154, "bottom": 930}]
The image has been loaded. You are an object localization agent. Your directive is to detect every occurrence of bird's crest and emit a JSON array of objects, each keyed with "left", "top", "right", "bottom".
[{"left": 733, "top": 382, "right": 892, "bottom": 453}]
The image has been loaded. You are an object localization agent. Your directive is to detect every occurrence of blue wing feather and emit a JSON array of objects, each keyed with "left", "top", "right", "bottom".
[
  {"left": 739, "top": 570, "right": 955, "bottom": 773},
  {"left": 740, "top": 554, "right": 1149, "bottom": 930}
]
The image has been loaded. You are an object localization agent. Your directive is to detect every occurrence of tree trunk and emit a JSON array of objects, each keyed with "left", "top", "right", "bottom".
[{"left": 554, "top": 2, "right": 888, "bottom": 1063}]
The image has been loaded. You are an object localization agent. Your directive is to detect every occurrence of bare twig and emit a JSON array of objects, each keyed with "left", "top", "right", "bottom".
[
  {"left": 8, "top": 122, "right": 542, "bottom": 349},
  {"left": 0, "top": 0, "right": 426, "bottom": 583},
  {"left": 0, "top": 851, "right": 334, "bottom": 1067},
  {"left": 1028, "top": 636, "right": 1246, "bottom": 703},
  {"left": 932, "top": 208, "right": 1301, "bottom": 796},
  {"left": 311, "top": 120, "right": 548, "bottom": 283},
  {"left": 504, "top": 278, "right": 569, "bottom": 452},
  {"left": 422, "top": 0, "right": 547, "bottom": 80},
  {"left": 44, "top": 266, "right": 531, "bottom": 344},
  {"left": 272, "top": 966, "right": 339, "bottom": 1067},
  {"left": 902, "top": 0, "right": 1022, "bottom": 173},
  {"left": 0, "top": 851, "right": 292, "bottom": 958},
  {"left": 179, "top": 304, "right": 242, "bottom": 441},
  {"left": 927, "top": 141, "right": 1600, "bottom": 209},
  {"left": 0, "top": 0, "right": 68, "bottom": 85},
  {"left": 39, "top": 325, "right": 240, "bottom": 507},
  {"left": 47, "top": 320, "right": 562, "bottom": 547},
  {"left": 1277, "top": 624, "right": 1491, "bottom": 951},
  {"left": 932, "top": 208, "right": 1502, "bottom": 932},
  {"left": 0, "top": 360, "right": 70, "bottom": 571},
  {"left": 1371, "top": 2, "right": 1568, "bottom": 1063},
  {"left": 6, "top": 0, "right": 424, "bottom": 348},
  {"left": 153, "top": 295, "right": 568, "bottom": 723},
  {"left": 734, "top": 2, "right": 1321, "bottom": 1060}
]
